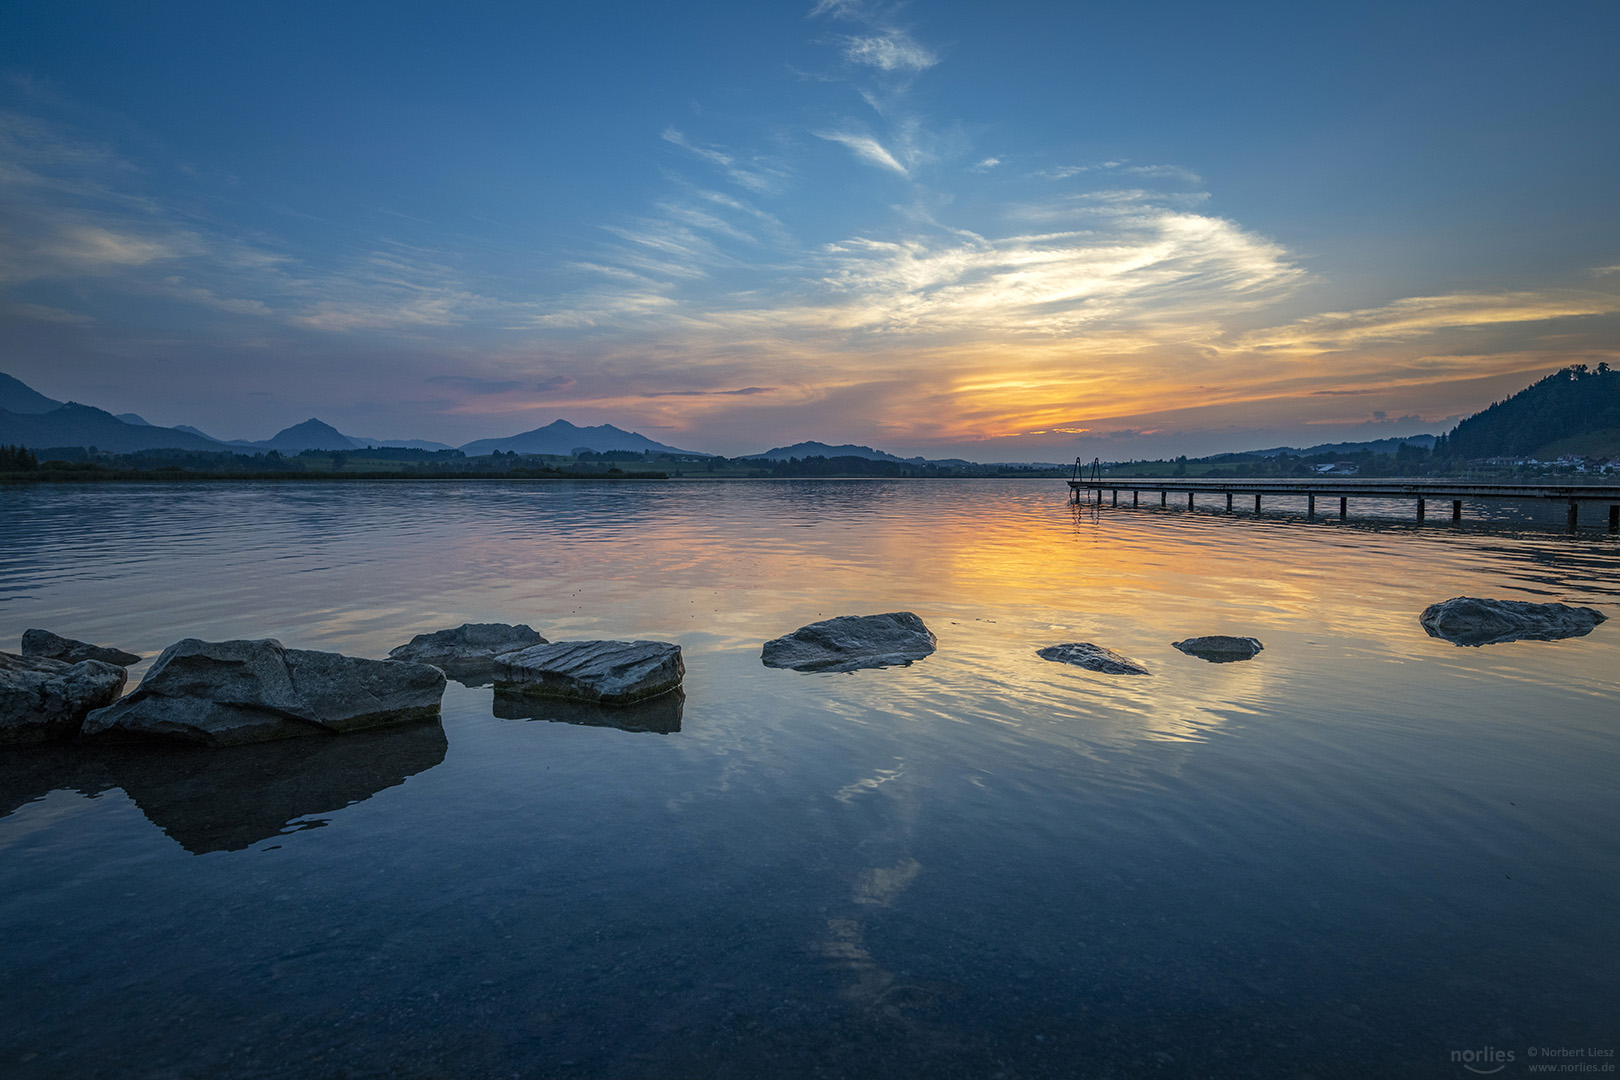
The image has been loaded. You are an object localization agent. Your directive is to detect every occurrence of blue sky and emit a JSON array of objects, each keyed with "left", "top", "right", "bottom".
[{"left": 2, "top": 0, "right": 1617, "bottom": 457}]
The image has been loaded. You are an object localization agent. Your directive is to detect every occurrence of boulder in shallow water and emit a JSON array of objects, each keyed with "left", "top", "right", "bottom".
[
  {"left": 0, "top": 652, "right": 127, "bottom": 747},
  {"left": 388, "top": 622, "right": 546, "bottom": 680},
  {"left": 22, "top": 628, "right": 141, "bottom": 667},
  {"left": 1172, "top": 635, "right": 1264, "bottom": 662},
  {"left": 1037, "top": 642, "right": 1151, "bottom": 675},
  {"left": 496, "top": 640, "right": 684, "bottom": 705},
  {"left": 1419, "top": 596, "right": 1607, "bottom": 647},
  {"left": 80, "top": 638, "right": 445, "bottom": 746},
  {"left": 761, "top": 612, "right": 937, "bottom": 672}
]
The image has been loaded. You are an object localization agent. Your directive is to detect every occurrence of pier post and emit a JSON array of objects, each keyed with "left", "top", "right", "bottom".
[
  {"left": 1226, "top": 493, "right": 1233, "bottom": 513},
  {"left": 1254, "top": 493, "right": 1262, "bottom": 515},
  {"left": 1568, "top": 499, "right": 1578, "bottom": 533},
  {"left": 1132, "top": 490, "right": 1139, "bottom": 507},
  {"left": 1611, "top": 505, "right": 1619, "bottom": 533},
  {"left": 1416, "top": 498, "right": 1426, "bottom": 524},
  {"left": 1453, "top": 499, "right": 1462, "bottom": 523},
  {"left": 1112, "top": 489, "right": 1118, "bottom": 506},
  {"left": 1308, "top": 494, "right": 1316, "bottom": 519},
  {"left": 1339, "top": 497, "right": 1347, "bottom": 521},
  {"left": 1188, "top": 492, "right": 1194, "bottom": 510},
  {"left": 1160, "top": 490, "right": 1167, "bottom": 507}
]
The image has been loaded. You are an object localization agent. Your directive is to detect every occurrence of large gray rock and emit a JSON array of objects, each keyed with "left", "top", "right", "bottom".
[
  {"left": 388, "top": 622, "right": 546, "bottom": 680},
  {"left": 761, "top": 612, "right": 937, "bottom": 673},
  {"left": 81, "top": 638, "right": 446, "bottom": 746},
  {"left": 22, "top": 628, "right": 141, "bottom": 667},
  {"left": 1037, "top": 642, "right": 1151, "bottom": 675},
  {"left": 495, "top": 640, "right": 684, "bottom": 705},
  {"left": 1420, "top": 596, "right": 1607, "bottom": 647},
  {"left": 1, "top": 652, "right": 127, "bottom": 747},
  {"left": 1172, "top": 635, "right": 1264, "bottom": 663}
]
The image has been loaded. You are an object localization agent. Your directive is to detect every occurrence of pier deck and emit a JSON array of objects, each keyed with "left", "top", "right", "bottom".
[{"left": 1067, "top": 476, "right": 1620, "bottom": 532}]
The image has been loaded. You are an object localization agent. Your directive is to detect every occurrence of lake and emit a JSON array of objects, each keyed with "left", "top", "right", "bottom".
[{"left": 2, "top": 479, "right": 1616, "bottom": 1078}]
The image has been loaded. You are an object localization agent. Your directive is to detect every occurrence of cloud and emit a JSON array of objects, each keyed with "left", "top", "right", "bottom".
[
  {"left": 969, "top": 157, "right": 1002, "bottom": 173},
  {"left": 840, "top": 32, "right": 939, "bottom": 72},
  {"left": 661, "top": 128, "right": 783, "bottom": 193},
  {"left": 1236, "top": 292, "right": 1620, "bottom": 352},
  {"left": 815, "top": 130, "right": 909, "bottom": 175},
  {"left": 644, "top": 386, "right": 776, "bottom": 397},
  {"left": 427, "top": 374, "right": 525, "bottom": 394}
]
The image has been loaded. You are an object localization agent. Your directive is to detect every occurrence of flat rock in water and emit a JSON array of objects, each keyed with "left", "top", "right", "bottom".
[
  {"left": 761, "top": 612, "right": 937, "bottom": 672},
  {"left": 0, "top": 652, "right": 127, "bottom": 747},
  {"left": 495, "top": 640, "right": 684, "bottom": 705},
  {"left": 80, "top": 638, "right": 446, "bottom": 746},
  {"left": 22, "top": 628, "right": 141, "bottom": 667},
  {"left": 1037, "top": 642, "right": 1151, "bottom": 675},
  {"left": 1419, "top": 596, "right": 1607, "bottom": 647},
  {"left": 388, "top": 623, "right": 546, "bottom": 679},
  {"left": 1173, "top": 635, "right": 1264, "bottom": 662}
]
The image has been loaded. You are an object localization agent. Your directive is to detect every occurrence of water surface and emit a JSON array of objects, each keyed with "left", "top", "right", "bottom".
[{"left": 2, "top": 480, "right": 1616, "bottom": 1078}]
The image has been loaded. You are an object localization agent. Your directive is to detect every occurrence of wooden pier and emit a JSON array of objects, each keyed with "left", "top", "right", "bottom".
[{"left": 1067, "top": 474, "right": 1620, "bottom": 533}]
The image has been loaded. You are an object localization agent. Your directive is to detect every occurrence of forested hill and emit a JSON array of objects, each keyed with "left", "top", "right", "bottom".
[{"left": 1436, "top": 364, "right": 1620, "bottom": 460}]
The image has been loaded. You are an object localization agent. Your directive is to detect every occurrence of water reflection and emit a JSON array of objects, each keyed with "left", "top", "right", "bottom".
[
  {"left": 491, "top": 687, "right": 684, "bottom": 734},
  {"left": 0, "top": 720, "right": 446, "bottom": 854}
]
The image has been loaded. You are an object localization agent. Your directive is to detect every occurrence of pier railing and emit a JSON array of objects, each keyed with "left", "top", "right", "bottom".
[{"left": 1066, "top": 474, "right": 1620, "bottom": 532}]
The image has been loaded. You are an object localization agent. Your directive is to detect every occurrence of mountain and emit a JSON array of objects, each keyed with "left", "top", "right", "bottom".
[
  {"left": 1209, "top": 434, "right": 1437, "bottom": 461},
  {"left": 114, "top": 413, "right": 152, "bottom": 426},
  {"left": 744, "top": 441, "right": 904, "bottom": 462},
  {"left": 252, "top": 418, "right": 358, "bottom": 452},
  {"left": 0, "top": 372, "right": 65, "bottom": 415},
  {"left": 1437, "top": 364, "right": 1620, "bottom": 460},
  {"left": 0, "top": 403, "right": 231, "bottom": 454},
  {"left": 459, "top": 419, "right": 703, "bottom": 456}
]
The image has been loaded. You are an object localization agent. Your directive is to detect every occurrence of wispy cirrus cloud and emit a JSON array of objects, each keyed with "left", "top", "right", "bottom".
[
  {"left": 838, "top": 31, "right": 938, "bottom": 73},
  {"left": 814, "top": 129, "right": 910, "bottom": 176},
  {"left": 1235, "top": 292, "right": 1620, "bottom": 352}
]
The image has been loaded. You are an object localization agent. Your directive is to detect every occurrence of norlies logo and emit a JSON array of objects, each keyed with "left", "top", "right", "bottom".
[{"left": 1453, "top": 1046, "right": 1516, "bottom": 1074}]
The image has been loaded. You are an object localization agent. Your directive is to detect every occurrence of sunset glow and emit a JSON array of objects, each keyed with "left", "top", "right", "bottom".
[{"left": 2, "top": 1, "right": 1617, "bottom": 457}]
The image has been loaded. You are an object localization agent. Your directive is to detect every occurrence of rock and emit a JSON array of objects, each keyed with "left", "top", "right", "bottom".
[
  {"left": 0, "top": 652, "right": 127, "bottom": 747},
  {"left": 1420, "top": 596, "right": 1607, "bottom": 647},
  {"left": 21, "top": 628, "right": 141, "bottom": 667},
  {"left": 493, "top": 687, "right": 684, "bottom": 734},
  {"left": 1172, "top": 635, "right": 1264, "bottom": 662},
  {"left": 761, "top": 612, "right": 937, "bottom": 672},
  {"left": 495, "top": 640, "right": 684, "bottom": 705},
  {"left": 80, "top": 638, "right": 446, "bottom": 746},
  {"left": 1037, "top": 642, "right": 1151, "bottom": 675},
  {"left": 388, "top": 622, "right": 546, "bottom": 681}
]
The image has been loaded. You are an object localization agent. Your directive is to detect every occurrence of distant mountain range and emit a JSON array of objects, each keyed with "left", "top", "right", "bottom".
[
  {"left": 459, "top": 419, "right": 702, "bottom": 457},
  {"left": 0, "top": 372, "right": 705, "bottom": 458},
  {"left": 7, "top": 366, "right": 1613, "bottom": 464}
]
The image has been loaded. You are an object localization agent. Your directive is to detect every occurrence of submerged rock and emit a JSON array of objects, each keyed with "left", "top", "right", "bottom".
[
  {"left": 1419, "top": 596, "right": 1607, "bottom": 647},
  {"left": 388, "top": 622, "right": 546, "bottom": 681},
  {"left": 1172, "top": 635, "right": 1264, "bottom": 663},
  {"left": 761, "top": 612, "right": 937, "bottom": 673},
  {"left": 0, "top": 652, "right": 127, "bottom": 747},
  {"left": 1037, "top": 642, "right": 1151, "bottom": 675},
  {"left": 80, "top": 638, "right": 446, "bottom": 746},
  {"left": 21, "top": 628, "right": 141, "bottom": 667},
  {"left": 493, "top": 686, "right": 684, "bottom": 734},
  {"left": 496, "top": 640, "right": 684, "bottom": 705}
]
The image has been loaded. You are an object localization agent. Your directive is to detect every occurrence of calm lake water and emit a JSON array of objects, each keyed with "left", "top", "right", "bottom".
[{"left": 2, "top": 479, "right": 1617, "bottom": 1079}]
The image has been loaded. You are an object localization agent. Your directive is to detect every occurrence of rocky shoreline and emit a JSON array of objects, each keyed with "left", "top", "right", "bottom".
[{"left": 2, "top": 595, "right": 1607, "bottom": 754}]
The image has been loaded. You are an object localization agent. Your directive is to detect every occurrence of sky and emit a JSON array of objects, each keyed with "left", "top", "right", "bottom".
[{"left": 2, "top": 0, "right": 1618, "bottom": 460}]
